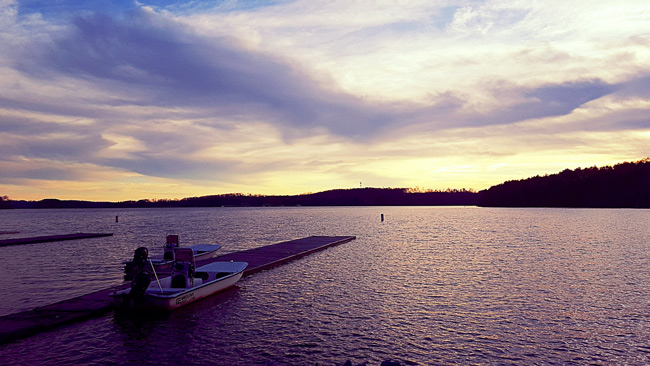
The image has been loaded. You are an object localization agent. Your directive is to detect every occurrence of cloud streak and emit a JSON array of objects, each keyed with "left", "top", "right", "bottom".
[{"left": 19, "top": 8, "right": 414, "bottom": 137}]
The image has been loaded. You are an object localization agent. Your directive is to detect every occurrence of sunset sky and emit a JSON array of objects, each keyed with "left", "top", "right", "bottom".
[{"left": 1, "top": 0, "right": 649, "bottom": 201}]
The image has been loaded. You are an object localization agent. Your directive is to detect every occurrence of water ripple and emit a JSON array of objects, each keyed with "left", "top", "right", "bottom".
[{"left": 1, "top": 207, "right": 650, "bottom": 365}]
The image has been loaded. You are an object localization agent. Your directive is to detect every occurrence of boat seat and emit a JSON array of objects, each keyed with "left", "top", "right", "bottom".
[{"left": 171, "top": 274, "right": 186, "bottom": 288}]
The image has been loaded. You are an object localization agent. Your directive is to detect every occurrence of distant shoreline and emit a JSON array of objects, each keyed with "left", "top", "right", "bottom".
[{"left": 0, "top": 188, "right": 479, "bottom": 209}]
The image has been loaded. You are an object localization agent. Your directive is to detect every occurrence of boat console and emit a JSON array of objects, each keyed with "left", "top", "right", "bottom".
[
  {"left": 163, "top": 234, "right": 180, "bottom": 261},
  {"left": 170, "top": 248, "right": 196, "bottom": 288}
]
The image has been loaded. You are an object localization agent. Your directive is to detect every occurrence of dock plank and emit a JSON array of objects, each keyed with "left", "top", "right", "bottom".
[{"left": 0, "top": 235, "right": 355, "bottom": 344}]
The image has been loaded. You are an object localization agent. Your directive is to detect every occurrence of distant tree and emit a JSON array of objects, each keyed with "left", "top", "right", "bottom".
[{"left": 0, "top": 195, "right": 10, "bottom": 209}]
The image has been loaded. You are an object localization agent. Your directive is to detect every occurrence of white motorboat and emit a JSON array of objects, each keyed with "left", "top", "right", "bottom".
[
  {"left": 123, "top": 234, "right": 221, "bottom": 280},
  {"left": 113, "top": 248, "right": 247, "bottom": 311}
]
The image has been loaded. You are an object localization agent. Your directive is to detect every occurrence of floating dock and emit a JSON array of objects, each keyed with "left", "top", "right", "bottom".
[
  {"left": 0, "top": 235, "right": 355, "bottom": 344},
  {"left": 0, "top": 233, "right": 113, "bottom": 247}
]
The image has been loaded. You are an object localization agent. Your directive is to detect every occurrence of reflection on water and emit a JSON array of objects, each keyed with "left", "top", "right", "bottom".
[{"left": 1, "top": 207, "right": 650, "bottom": 365}]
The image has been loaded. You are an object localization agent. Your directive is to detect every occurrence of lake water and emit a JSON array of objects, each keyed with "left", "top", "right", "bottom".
[{"left": 1, "top": 206, "right": 649, "bottom": 365}]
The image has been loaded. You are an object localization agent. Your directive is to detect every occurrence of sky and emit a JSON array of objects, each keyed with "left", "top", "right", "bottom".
[{"left": 1, "top": 0, "right": 649, "bottom": 201}]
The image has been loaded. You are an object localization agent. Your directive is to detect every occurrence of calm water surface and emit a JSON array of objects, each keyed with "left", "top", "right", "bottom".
[{"left": 1, "top": 206, "right": 649, "bottom": 365}]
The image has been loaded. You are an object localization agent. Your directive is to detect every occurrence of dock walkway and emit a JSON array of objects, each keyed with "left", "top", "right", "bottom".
[
  {"left": 0, "top": 233, "right": 113, "bottom": 247},
  {"left": 0, "top": 235, "right": 355, "bottom": 344}
]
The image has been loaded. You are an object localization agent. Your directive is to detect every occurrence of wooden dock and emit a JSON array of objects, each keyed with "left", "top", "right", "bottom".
[
  {"left": 0, "top": 233, "right": 114, "bottom": 247},
  {"left": 0, "top": 235, "right": 355, "bottom": 344}
]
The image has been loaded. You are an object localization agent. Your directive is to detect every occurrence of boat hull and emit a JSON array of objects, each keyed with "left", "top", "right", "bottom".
[{"left": 113, "top": 262, "right": 247, "bottom": 311}]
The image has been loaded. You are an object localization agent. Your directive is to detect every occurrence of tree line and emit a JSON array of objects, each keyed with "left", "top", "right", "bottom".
[
  {"left": 0, "top": 188, "right": 478, "bottom": 209},
  {"left": 478, "top": 158, "right": 650, "bottom": 208}
]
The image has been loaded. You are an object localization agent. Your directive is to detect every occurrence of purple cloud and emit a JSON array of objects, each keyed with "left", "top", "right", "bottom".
[
  {"left": 16, "top": 8, "right": 633, "bottom": 141},
  {"left": 18, "top": 10, "right": 390, "bottom": 137}
]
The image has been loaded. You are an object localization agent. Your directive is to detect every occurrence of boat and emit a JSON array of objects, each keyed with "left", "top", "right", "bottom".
[
  {"left": 123, "top": 234, "right": 221, "bottom": 280},
  {"left": 112, "top": 248, "right": 247, "bottom": 311}
]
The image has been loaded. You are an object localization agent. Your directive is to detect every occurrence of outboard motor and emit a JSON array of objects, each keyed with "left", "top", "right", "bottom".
[
  {"left": 128, "top": 270, "right": 151, "bottom": 305},
  {"left": 163, "top": 234, "right": 179, "bottom": 261},
  {"left": 124, "top": 247, "right": 149, "bottom": 280},
  {"left": 170, "top": 248, "right": 195, "bottom": 288},
  {"left": 133, "top": 247, "right": 149, "bottom": 267}
]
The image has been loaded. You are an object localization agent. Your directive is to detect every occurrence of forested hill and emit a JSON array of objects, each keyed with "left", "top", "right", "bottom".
[{"left": 478, "top": 159, "right": 650, "bottom": 208}]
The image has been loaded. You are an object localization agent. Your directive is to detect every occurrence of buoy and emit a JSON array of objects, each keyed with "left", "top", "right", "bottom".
[{"left": 381, "top": 214, "right": 384, "bottom": 222}]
